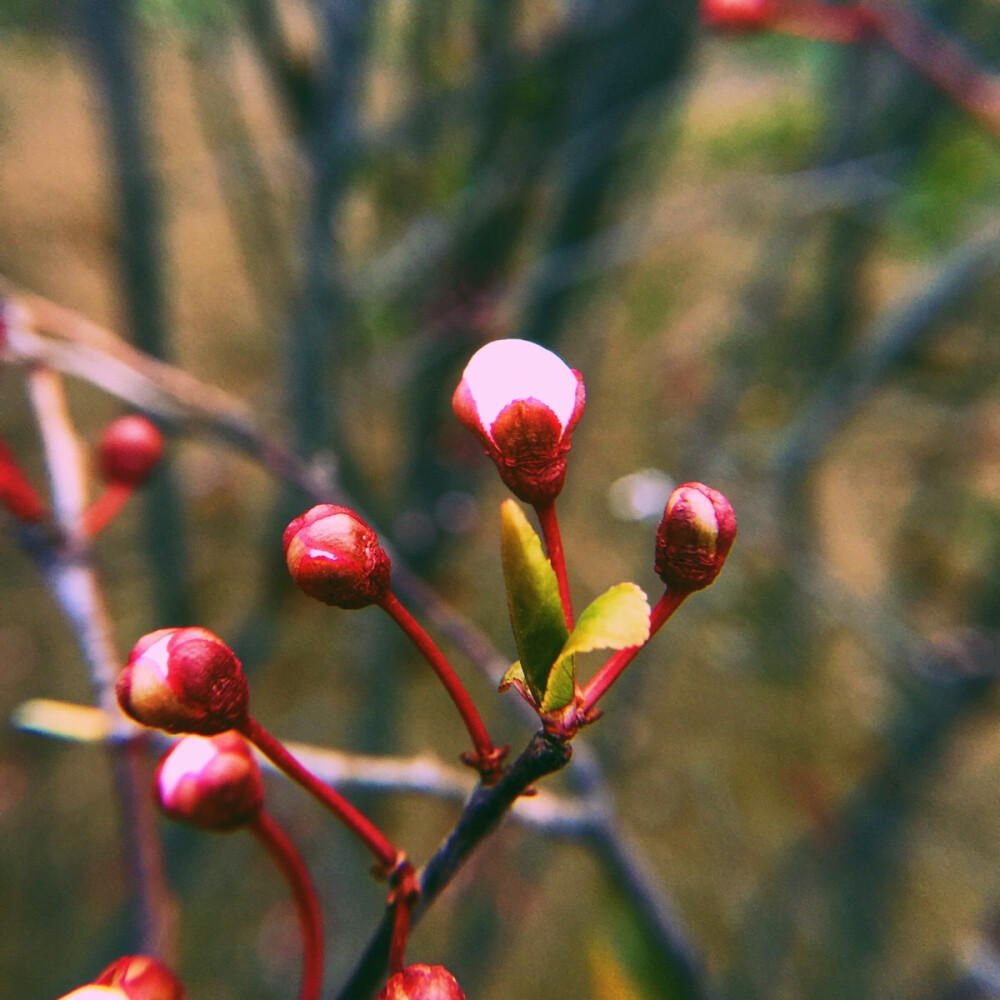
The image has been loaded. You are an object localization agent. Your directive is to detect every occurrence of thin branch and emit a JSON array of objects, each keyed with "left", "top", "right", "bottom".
[
  {"left": 21, "top": 366, "right": 177, "bottom": 960},
  {"left": 335, "top": 732, "right": 574, "bottom": 1000}
]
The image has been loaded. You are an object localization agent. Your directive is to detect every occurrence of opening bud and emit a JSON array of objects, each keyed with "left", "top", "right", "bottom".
[
  {"left": 452, "top": 338, "right": 585, "bottom": 504},
  {"left": 116, "top": 627, "right": 250, "bottom": 735},
  {"left": 94, "top": 956, "right": 185, "bottom": 1000},
  {"left": 98, "top": 415, "right": 164, "bottom": 486},
  {"left": 377, "top": 964, "right": 466, "bottom": 1000},
  {"left": 654, "top": 482, "right": 736, "bottom": 591},
  {"left": 155, "top": 732, "right": 264, "bottom": 831},
  {"left": 283, "top": 504, "right": 391, "bottom": 609}
]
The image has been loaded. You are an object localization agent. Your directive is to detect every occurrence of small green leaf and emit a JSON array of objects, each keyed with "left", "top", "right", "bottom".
[
  {"left": 500, "top": 499, "right": 569, "bottom": 705},
  {"left": 539, "top": 583, "right": 651, "bottom": 713},
  {"left": 539, "top": 652, "right": 576, "bottom": 713},
  {"left": 498, "top": 660, "right": 527, "bottom": 693},
  {"left": 562, "top": 583, "right": 651, "bottom": 660}
]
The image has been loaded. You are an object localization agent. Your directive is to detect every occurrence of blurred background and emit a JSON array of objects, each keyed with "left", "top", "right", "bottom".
[{"left": 2, "top": 1, "right": 1000, "bottom": 998}]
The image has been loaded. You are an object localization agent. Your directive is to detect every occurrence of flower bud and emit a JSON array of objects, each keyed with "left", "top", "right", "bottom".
[
  {"left": 94, "top": 956, "right": 185, "bottom": 1000},
  {"left": 283, "top": 504, "right": 391, "bottom": 609},
  {"left": 57, "top": 989, "right": 128, "bottom": 1000},
  {"left": 155, "top": 732, "right": 264, "bottom": 831},
  {"left": 377, "top": 964, "right": 466, "bottom": 1000},
  {"left": 654, "top": 482, "right": 736, "bottom": 591},
  {"left": 116, "top": 627, "right": 250, "bottom": 735},
  {"left": 98, "top": 416, "right": 164, "bottom": 486},
  {"left": 700, "top": 0, "right": 778, "bottom": 30},
  {"left": 452, "top": 338, "right": 585, "bottom": 504}
]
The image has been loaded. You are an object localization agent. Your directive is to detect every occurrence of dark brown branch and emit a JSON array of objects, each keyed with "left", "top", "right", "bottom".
[{"left": 335, "top": 732, "right": 573, "bottom": 1000}]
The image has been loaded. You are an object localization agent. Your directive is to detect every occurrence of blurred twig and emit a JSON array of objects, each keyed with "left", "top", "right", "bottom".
[{"left": 17, "top": 365, "right": 176, "bottom": 962}]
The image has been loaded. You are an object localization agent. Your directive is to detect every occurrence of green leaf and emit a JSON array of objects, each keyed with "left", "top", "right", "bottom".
[
  {"left": 539, "top": 583, "right": 651, "bottom": 713},
  {"left": 500, "top": 499, "right": 570, "bottom": 705},
  {"left": 498, "top": 660, "right": 527, "bottom": 692}
]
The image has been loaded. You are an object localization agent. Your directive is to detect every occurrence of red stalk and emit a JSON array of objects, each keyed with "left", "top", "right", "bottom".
[
  {"left": 533, "top": 499, "right": 574, "bottom": 630},
  {"left": 0, "top": 437, "right": 47, "bottom": 523},
  {"left": 378, "top": 591, "right": 507, "bottom": 784},
  {"left": 251, "top": 810, "right": 324, "bottom": 1000},
  {"left": 577, "top": 587, "right": 689, "bottom": 717},
  {"left": 240, "top": 716, "right": 402, "bottom": 876},
  {"left": 83, "top": 482, "right": 134, "bottom": 536}
]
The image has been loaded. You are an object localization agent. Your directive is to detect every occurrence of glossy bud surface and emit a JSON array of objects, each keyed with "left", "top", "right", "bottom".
[
  {"left": 116, "top": 627, "right": 250, "bottom": 735},
  {"left": 156, "top": 732, "right": 264, "bottom": 831},
  {"left": 654, "top": 482, "right": 736, "bottom": 591},
  {"left": 377, "top": 964, "right": 466, "bottom": 1000},
  {"left": 283, "top": 504, "right": 391, "bottom": 609}
]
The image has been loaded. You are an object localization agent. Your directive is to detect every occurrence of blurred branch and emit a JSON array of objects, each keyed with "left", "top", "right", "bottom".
[
  {"left": 17, "top": 366, "right": 176, "bottom": 962},
  {"left": 775, "top": 224, "right": 1000, "bottom": 495},
  {"left": 74, "top": 0, "right": 191, "bottom": 624}
]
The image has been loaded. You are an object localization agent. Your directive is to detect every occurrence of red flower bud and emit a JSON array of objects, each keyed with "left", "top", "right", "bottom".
[
  {"left": 57, "top": 989, "right": 129, "bottom": 1000},
  {"left": 452, "top": 338, "right": 585, "bottom": 504},
  {"left": 654, "top": 482, "right": 736, "bottom": 591},
  {"left": 98, "top": 416, "right": 164, "bottom": 486},
  {"left": 94, "top": 956, "right": 185, "bottom": 1000},
  {"left": 700, "top": 0, "right": 778, "bottom": 30},
  {"left": 116, "top": 627, "right": 250, "bottom": 735},
  {"left": 155, "top": 732, "right": 264, "bottom": 831},
  {"left": 283, "top": 504, "right": 391, "bottom": 609},
  {"left": 377, "top": 965, "right": 466, "bottom": 1000}
]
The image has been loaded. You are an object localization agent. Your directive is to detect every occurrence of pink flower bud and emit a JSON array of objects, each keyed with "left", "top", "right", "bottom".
[
  {"left": 155, "top": 732, "right": 264, "bottom": 831},
  {"left": 116, "top": 627, "right": 250, "bottom": 735},
  {"left": 700, "top": 0, "right": 778, "bottom": 30},
  {"left": 452, "top": 338, "right": 585, "bottom": 504},
  {"left": 283, "top": 504, "right": 391, "bottom": 609},
  {"left": 57, "top": 989, "right": 129, "bottom": 1000},
  {"left": 98, "top": 416, "right": 164, "bottom": 486},
  {"left": 654, "top": 482, "right": 736, "bottom": 591},
  {"left": 377, "top": 965, "right": 466, "bottom": 1000},
  {"left": 94, "top": 956, "right": 185, "bottom": 1000}
]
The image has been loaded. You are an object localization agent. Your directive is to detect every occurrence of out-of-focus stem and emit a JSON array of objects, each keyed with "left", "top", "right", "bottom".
[
  {"left": 534, "top": 499, "right": 574, "bottom": 629},
  {"left": 240, "top": 716, "right": 402, "bottom": 875},
  {"left": 83, "top": 481, "right": 135, "bottom": 536},
  {"left": 0, "top": 437, "right": 47, "bottom": 523},
  {"left": 378, "top": 591, "right": 507, "bottom": 784},
  {"left": 578, "top": 587, "right": 689, "bottom": 717},
  {"left": 251, "top": 810, "right": 324, "bottom": 1000}
]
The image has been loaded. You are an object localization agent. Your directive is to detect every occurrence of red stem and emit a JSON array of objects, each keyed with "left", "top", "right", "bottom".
[
  {"left": 0, "top": 437, "right": 47, "bottom": 523},
  {"left": 577, "top": 587, "right": 689, "bottom": 717},
  {"left": 533, "top": 499, "right": 574, "bottom": 630},
  {"left": 768, "top": 2, "right": 1000, "bottom": 135},
  {"left": 83, "top": 482, "right": 134, "bottom": 536},
  {"left": 379, "top": 591, "right": 506, "bottom": 783},
  {"left": 251, "top": 810, "right": 324, "bottom": 1000},
  {"left": 240, "top": 716, "right": 402, "bottom": 875},
  {"left": 387, "top": 893, "right": 412, "bottom": 977}
]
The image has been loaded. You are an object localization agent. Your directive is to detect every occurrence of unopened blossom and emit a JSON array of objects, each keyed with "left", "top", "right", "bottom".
[
  {"left": 116, "top": 627, "right": 250, "bottom": 735},
  {"left": 452, "top": 338, "right": 585, "bottom": 504},
  {"left": 94, "top": 956, "right": 185, "bottom": 1000},
  {"left": 97, "top": 415, "right": 164, "bottom": 486},
  {"left": 654, "top": 482, "right": 736, "bottom": 591},
  {"left": 377, "top": 964, "right": 466, "bottom": 1000},
  {"left": 155, "top": 732, "right": 264, "bottom": 831},
  {"left": 283, "top": 504, "right": 391, "bottom": 609}
]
